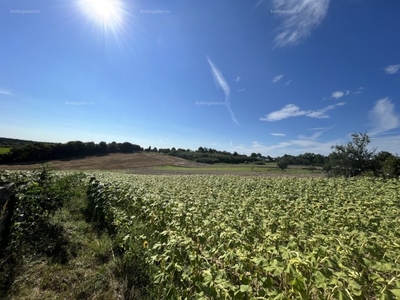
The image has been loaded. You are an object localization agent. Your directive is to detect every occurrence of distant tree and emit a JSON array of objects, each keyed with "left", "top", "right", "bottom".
[
  {"left": 98, "top": 141, "right": 108, "bottom": 153},
  {"left": 374, "top": 151, "right": 394, "bottom": 173},
  {"left": 382, "top": 155, "right": 400, "bottom": 179},
  {"left": 108, "top": 142, "right": 118, "bottom": 153},
  {"left": 324, "top": 133, "right": 376, "bottom": 177},
  {"left": 119, "top": 142, "right": 135, "bottom": 153},
  {"left": 85, "top": 142, "right": 96, "bottom": 155},
  {"left": 277, "top": 159, "right": 289, "bottom": 171},
  {"left": 251, "top": 153, "right": 257, "bottom": 158}
]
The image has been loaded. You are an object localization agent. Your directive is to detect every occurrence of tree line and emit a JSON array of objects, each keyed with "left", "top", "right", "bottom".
[
  {"left": 0, "top": 133, "right": 399, "bottom": 178},
  {"left": 0, "top": 141, "right": 143, "bottom": 163}
]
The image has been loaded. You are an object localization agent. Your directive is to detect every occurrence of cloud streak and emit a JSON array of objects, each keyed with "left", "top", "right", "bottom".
[
  {"left": 0, "top": 90, "right": 12, "bottom": 96},
  {"left": 271, "top": 132, "right": 286, "bottom": 136},
  {"left": 369, "top": 98, "right": 400, "bottom": 135},
  {"left": 298, "top": 124, "right": 335, "bottom": 140},
  {"left": 260, "top": 102, "right": 345, "bottom": 121},
  {"left": 207, "top": 56, "right": 239, "bottom": 125},
  {"left": 384, "top": 63, "right": 400, "bottom": 74},
  {"left": 272, "top": 74, "right": 284, "bottom": 83},
  {"left": 272, "top": 0, "right": 331, "bottom": 47}
]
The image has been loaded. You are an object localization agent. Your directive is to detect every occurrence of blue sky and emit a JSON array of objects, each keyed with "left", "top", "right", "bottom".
[{"left": 1, "top": 0, "right": 399, "bottom": 156}]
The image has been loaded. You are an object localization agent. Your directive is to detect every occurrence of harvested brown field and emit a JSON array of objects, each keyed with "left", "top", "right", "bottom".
[{"left": 0, "top": 153, "right": 201, "bottom": 171}]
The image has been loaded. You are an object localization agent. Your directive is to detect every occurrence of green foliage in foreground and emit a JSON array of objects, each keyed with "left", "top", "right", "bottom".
[
  {"left": 87, "top": 173, "right": 400, "bottom": 299},
  {"left": 0, "top": 167, "right": 86, "bottom": 255}
]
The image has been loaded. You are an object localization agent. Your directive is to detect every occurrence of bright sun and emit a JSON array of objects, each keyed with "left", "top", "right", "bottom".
[{"left": 78, "top": 0, "right": 123, "bottom": 28}]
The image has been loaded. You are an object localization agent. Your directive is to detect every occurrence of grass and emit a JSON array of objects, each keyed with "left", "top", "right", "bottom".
[
  {"left": 0, "top": 147, "right": 11, "bottom": 154},
  {"left": 0, "top": 173, "right": 152, "bottom": 300}
]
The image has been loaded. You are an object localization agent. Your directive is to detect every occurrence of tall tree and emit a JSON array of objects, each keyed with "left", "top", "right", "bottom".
[{"left": 324, "top": 133, "right": 376, "bottom": 177}]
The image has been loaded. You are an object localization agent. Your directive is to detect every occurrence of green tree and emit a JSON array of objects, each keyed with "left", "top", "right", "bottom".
[
  {"left": 324, "top": 133, "right": 376, "bottom": 177},
  {"left": 382, "top": 155, "right": 400, "bottom": 179},
  {"left": 277, "top": 159, "right": 289, "bottom": 171}
]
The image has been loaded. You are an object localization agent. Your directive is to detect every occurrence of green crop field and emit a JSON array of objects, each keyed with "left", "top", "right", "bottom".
[
  {"left": 0, "top": 147, "right": 11, "bottom": 154},
  {"left": 87, "top": 173, "right": 400, "bottom": 299}
]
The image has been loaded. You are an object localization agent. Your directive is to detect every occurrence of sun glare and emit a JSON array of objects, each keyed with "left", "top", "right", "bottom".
[{"left": 78, "top": 0, "right": 123, "bottom": 28}]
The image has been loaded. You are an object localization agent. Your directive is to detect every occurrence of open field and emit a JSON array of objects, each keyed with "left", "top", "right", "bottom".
[
  {"left": 0, "top": 147, "right": 11, "bottom": 154},
  {"left": 0, "top": 153, "right": 323, "bottom": 177},
  {"left": 0, "top": 153, "right": 200, "bottom": 170}
]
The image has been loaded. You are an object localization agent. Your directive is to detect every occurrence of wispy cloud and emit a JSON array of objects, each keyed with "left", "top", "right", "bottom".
[
  {"left": 306, "top": 102, "right": 346, "bottom": 119},
  {"left": 272, "top": 74, "right": 284, "bottom": 83},
  {"left": 384, "top": 63, "right": 400, "bottom": 74},
  {"left": 285, "top": 80, "right": 292, "bottom": 85},
  {"left": 272, "top": 0, "right": 331, "bottom": 47},
  {"left": 260, "top": 102, "right": 345, "bottom": 121},
  {"left": 230, "top": 138, "right": 342, "bottom": 157},
  {"left": 253, "top": 0, "right": 265, "bottom": 10},
  {"left": 206, "top": 56, "right": 239, "bottom": 125},
  {"left": 353, "top": 87, "right": 364, "bottom": 94},
  {"left": 158, "top": 139, "right": 165, "bottom": 144},
  {"left": 369, "top": 97, "right": 400, "bottom": 135},
  {"left": 0, "top": 89, "right": 12, "bottom": 96},
  {"left": 238, "top": 88, "right": 245, "bottom": 92},
  {"left": 271, "top": 132, "right": 286, "bottom": 136},
  {"left": 236, "top": 76, "right": 241, "bottom": 82},
  {"left": 298, "top": 124, "right": 335, "bottom": 140}
]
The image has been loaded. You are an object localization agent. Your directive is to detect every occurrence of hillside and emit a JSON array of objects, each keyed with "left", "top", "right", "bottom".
[
  {"left": 0, "top": 152, "right": 201, "bottom": 170},
  {"left": 0, "top": 137, "right": 49, "bottom": 147}
]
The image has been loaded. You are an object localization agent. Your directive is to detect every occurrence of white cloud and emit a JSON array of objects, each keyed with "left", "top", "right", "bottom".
[
  {"left": 271, "top": 132, "right": 286, "bottom": 136},
  {"left": 331, "top": 90, "right": 350, "bottom": 99},
  {"left": 331, "top": 91, "right": 345, "bottom": 99},
  {"left": 285, "top": 80, "right": 292, "bottom": 85},
  {"left": 272, "top": 0, "right": 331, "bottom": 47},
  {"left": 272, "top": 74, "right": 284, "bottom": 83},
  {"left": 206, "top": 56, "right": 239, "bottom": 125},
  {"left": 236, "top": 76, "right": 241, "bottom": 82},
  {"left": 229, "top": 138, "right": 341, "bottom": 157},
  {"left": 260, "top": 104, "right": 307, "bottom": 121},
  {"left": 158, "top": 139, "right": 165, "bottom": 144},
  {"left": 260, "top": 102, "right": 345, "bottom": 121},
  {"left": 369, "top": 98, "right": 400, "bottom": 135},
  {"left": 384, "top": 63, "right": 400, "bottom": 74}
]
